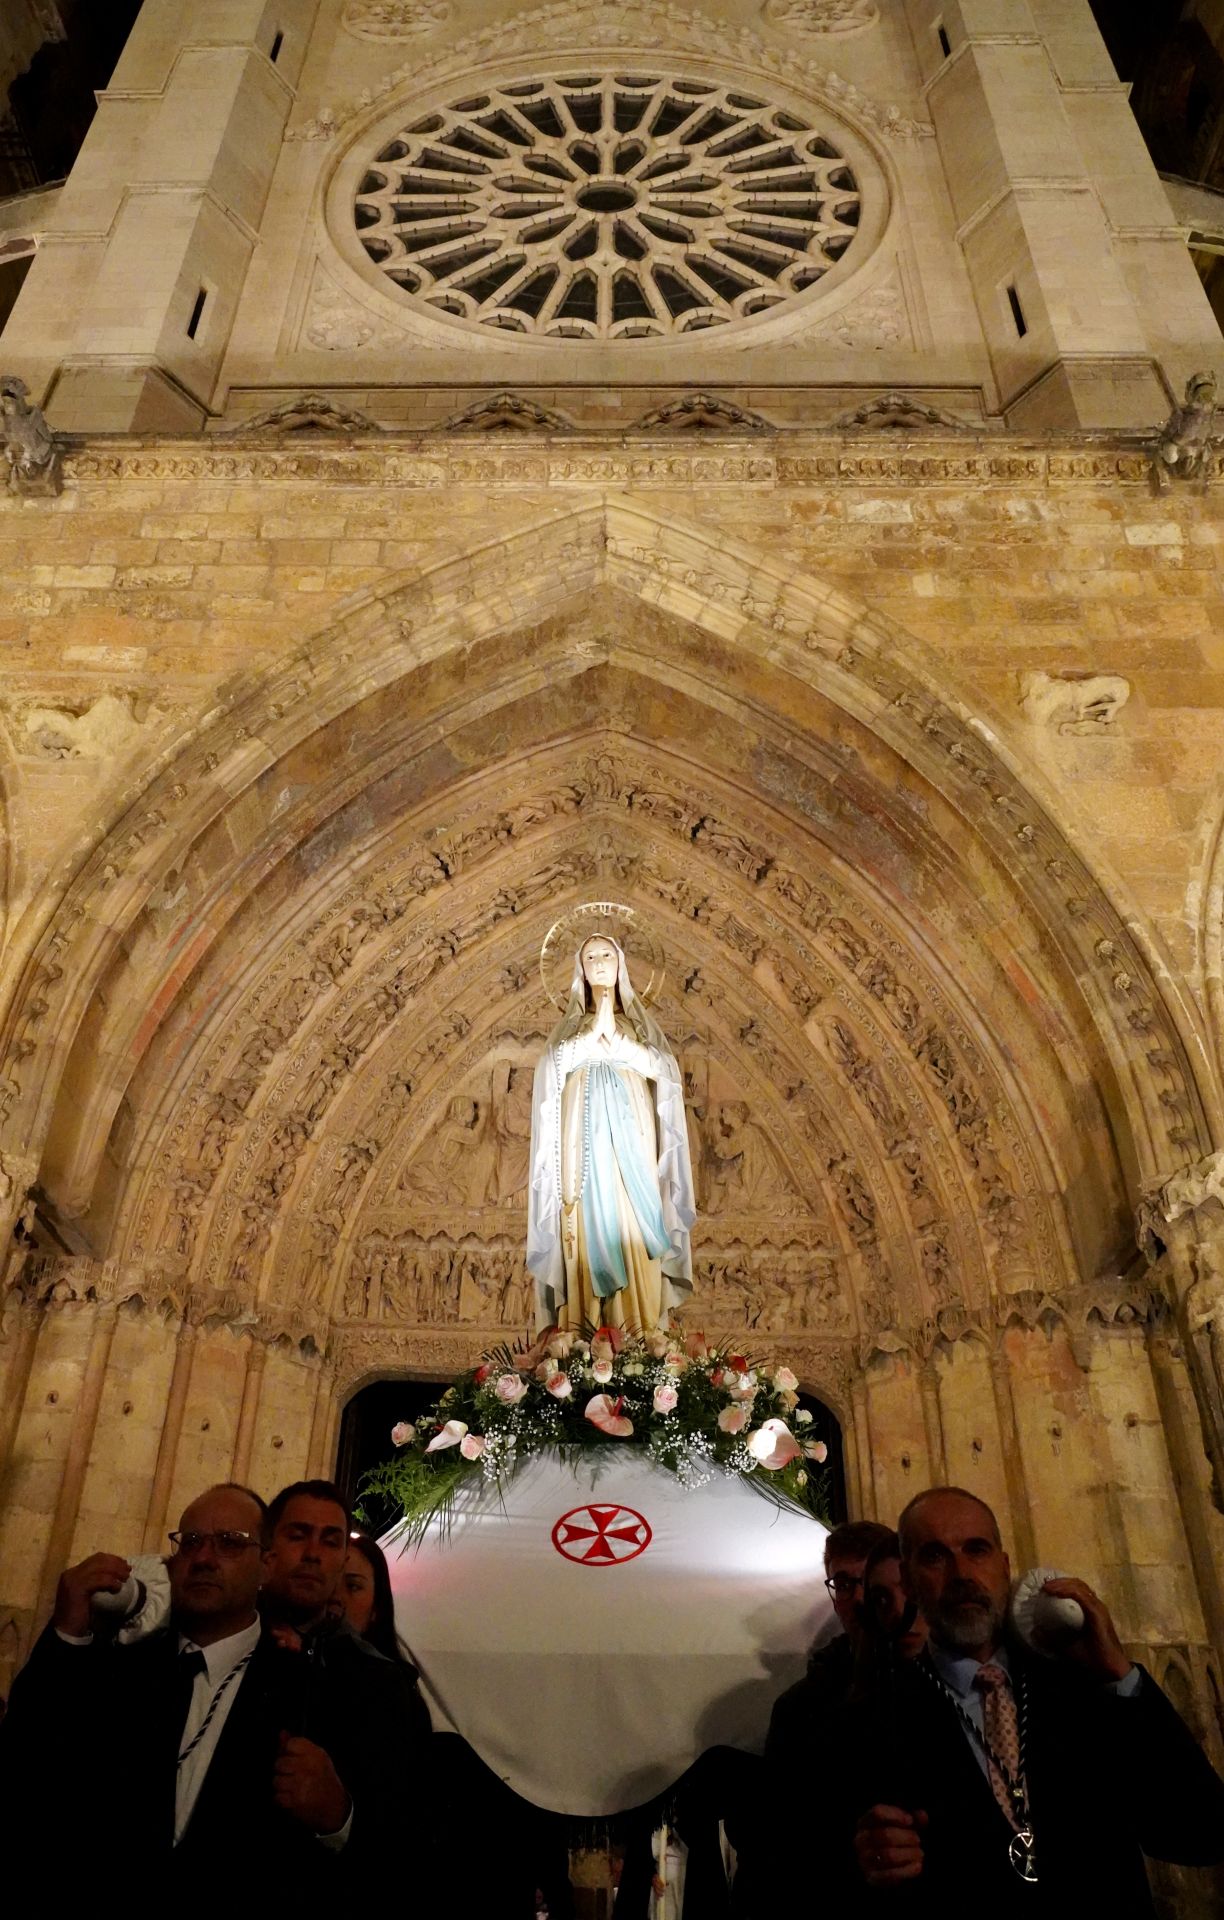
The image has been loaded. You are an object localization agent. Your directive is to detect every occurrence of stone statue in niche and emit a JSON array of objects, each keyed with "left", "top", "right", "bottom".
[{"left": 528, "top": 907, "right": 696, "bottom": 1332}]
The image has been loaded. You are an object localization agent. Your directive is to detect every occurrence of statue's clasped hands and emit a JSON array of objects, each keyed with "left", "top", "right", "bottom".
[{"left": 593, "top": 993, "right": 617, "bottom": 1050}]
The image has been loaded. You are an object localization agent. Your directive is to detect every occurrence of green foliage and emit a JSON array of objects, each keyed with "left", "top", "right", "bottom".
[{"left": 360, "top": 1326, "right": 831, "bottom": 1539}]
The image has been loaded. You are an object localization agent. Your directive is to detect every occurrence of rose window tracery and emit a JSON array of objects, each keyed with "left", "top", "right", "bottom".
[{"left": 353, "top": 74, "right": 863, "bottom": 338}]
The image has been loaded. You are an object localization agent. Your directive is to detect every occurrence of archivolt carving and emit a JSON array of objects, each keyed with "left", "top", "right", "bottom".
[
  {"left": 126, "top": 733, "right": 1054, "bottom": 1343},
  {"left": 1, "top": 503, "right": 1206, "bottom": 1369}
]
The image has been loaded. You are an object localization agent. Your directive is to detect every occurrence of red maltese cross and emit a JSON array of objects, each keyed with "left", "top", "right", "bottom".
[{"left": 551, "top": 1503, "right": 652, "bottom": 1566}]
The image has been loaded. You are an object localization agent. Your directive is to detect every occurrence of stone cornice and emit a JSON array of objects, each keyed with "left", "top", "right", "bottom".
[{"left": 60, "top": 433, "right": 1163, "bottom": 491}]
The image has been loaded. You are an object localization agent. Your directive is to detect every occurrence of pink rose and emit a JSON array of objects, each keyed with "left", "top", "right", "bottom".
[
  {"left": 745, "top": 1418, "right": 801, "bottom": 1471},
  {"left": 773, "top": 1366, "right": 799, "bottom": 1393},
  {"left": 718, "top": 1405, "right": 748, "bottom": 1434},
  {"left": 802, "top": 1438, "right": 829, "bottom": 1463},
  {"left": 653, "top": 1382, "right": 679, "bottom": 1415},
  {"left": 664, "top": 1351, "right": 688, "bottom": 1373},
  {"left": 546, "top": 1372, "right": 573, "bottom": 1399},
  {"left": 390, "top": 1421, "right": 416, "bottom": 1448},
  {"left": 425, "top": 1418, "right": 469, "bottom": 1453},
  {"left": 495, "top": 1372, "right": 528, "bottom": 1405},
  {"left": 591, "top": 1357, "right": 614, "bottom": 1384},
  {"left": 584, "top": 1393, "right": 634, "bottom": 1438},
  {"left": 459, "top": 1433, "right": 486, "bottom": 1460}
]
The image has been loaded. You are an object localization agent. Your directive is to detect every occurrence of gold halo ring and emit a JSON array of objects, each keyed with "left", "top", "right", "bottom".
[{"left": 540, "top": 901, "right": 665, "bottom": 1009}]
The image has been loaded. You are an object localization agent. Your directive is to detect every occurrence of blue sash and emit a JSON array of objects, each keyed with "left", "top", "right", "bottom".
[{"left": 581, "top": 1062, "right": 669, "bottom": 1297}]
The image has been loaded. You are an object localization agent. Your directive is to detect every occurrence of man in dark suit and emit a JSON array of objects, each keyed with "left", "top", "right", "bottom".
[
  {"left": 851, "top": 1486, "right": 1224, "bottom": 1914},
  {"left": 0, "top": 1479, "right": 423, "bottom": 1892}
]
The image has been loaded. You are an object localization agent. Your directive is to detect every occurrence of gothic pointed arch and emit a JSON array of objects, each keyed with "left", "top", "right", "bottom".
[{"left": 0, "top": 502, "right": 1213, "bottom": 1393}]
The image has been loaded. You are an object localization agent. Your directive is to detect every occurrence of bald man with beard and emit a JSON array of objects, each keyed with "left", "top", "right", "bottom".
[{"left": 847, "top": 1486, "right": 1224, "bottom": 1914}]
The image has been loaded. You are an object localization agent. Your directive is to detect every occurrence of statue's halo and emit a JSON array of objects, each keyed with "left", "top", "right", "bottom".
[{"left": 540, "top": 901, "right": 666, "bottom": 1010}]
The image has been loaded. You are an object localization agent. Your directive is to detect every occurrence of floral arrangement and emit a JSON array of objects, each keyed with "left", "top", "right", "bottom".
[{"left": 363, "top": 1325, "right": 830, "bottom": 1542}]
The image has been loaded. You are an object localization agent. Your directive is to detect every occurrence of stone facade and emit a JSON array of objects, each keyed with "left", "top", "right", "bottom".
[{"left": 2, "top": 5, "right": 1224, "bottom": 1904}]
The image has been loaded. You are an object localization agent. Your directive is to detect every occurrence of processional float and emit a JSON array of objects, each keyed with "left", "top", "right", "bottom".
[{"left": 376, "top": 903, "right": 834, "bottom": 1907}]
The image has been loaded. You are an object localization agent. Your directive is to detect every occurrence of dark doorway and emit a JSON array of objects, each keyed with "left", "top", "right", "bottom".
[{"left": 336, "top": 1376, "right": 449, "bottom": 1533}]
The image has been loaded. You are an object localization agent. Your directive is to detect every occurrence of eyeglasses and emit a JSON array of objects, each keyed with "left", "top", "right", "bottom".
[
  {"left": 824, "top": 1572, "right": 865, "bottom": 1598},
  {"left": 169, "top": 1530, "right": 261, "bottom": 1558}
]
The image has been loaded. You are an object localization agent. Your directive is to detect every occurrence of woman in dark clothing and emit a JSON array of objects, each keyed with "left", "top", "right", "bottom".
[{"left": 332, "top": 1532, "right": 411, "bottom": 1665}]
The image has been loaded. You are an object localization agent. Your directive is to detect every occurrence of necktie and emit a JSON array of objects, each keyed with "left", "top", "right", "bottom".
[
  {"left": 973, "top": 1662, "right": 1022, "bottom": 1829},
  {"left": 173, "top": 1647, "right": 208, "bottom": 1751}
]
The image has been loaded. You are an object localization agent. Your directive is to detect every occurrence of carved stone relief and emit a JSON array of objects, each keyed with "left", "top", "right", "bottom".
[
  {"left": 763, "top": 0, "right": 879, "bottom": 35},
  {"left": 803, "top": 276, "right": 908, "bottom": 350},
  {"left": 3, "top": 692, "right": 160, "bottom": 761},
  {"left": 1018, "top": 671, "right": 1130, "bottom": 733},
  {"left": 122, "top": 731, "right": 1051, "bottom": 1338},
  {"left": 341, "top": 0, "right": 450, "bottom": 37}
]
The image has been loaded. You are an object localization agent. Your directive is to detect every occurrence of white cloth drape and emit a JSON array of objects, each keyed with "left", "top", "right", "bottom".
[{"left": 384, "top": 1455, "right": 831, "bottom": 1814}]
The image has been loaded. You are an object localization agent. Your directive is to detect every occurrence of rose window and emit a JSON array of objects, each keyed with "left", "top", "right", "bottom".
[{"left": 353, "top": 74, "right": 862, "bottom": 338}]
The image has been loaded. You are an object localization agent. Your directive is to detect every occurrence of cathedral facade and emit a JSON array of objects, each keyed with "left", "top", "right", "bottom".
[{"left": 2, "top": 0, "right": 1224, "bottom": 1850}]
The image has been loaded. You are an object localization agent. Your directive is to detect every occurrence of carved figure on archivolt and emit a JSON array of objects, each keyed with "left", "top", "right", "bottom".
[{"left": 230, "top": 1202, "right": 274, "bottom": 1289}]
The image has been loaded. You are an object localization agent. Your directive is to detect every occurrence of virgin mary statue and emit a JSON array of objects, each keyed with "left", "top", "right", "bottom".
[{"left": 527, "top": 933, "right": 695, "bottom": 1332}]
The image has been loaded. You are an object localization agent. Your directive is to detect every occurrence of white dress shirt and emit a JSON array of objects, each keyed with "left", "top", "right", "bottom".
[
  {"left": 175, "top": 1616, "right": 262, "bottom": 1843},
  {"left": 58, "top": 1611, "right": 352, "bottom": 1849}
]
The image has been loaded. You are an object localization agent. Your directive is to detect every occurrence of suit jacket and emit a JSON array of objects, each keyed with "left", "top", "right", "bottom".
[
  {"left": 843, "top": 1650, "right": 1224, "bottom": 1917},
  {"left": 764, "top": 1632, "right": 855, "bottom": 1769},
  {"left": 0, "top": 1616, "right": 430, "bottom": 1892}
]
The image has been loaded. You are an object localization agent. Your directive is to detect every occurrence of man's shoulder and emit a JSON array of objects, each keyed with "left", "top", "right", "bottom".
[
  {"left": 317, "top": 1621, "right": 392, "bottom": 1668},
  {"left": 771, "top": 1635, "right": 853, "bottom": 1719}
]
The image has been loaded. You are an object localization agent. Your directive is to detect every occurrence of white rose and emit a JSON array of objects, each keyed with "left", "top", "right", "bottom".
[
  {"left": 795, "top": 1409, "right": 814, "bottom": 1426},
  {"left": 773, "top": 1366, "right": 799, "bottom": 1393},
  {"left": 592, "top": 1357, "right": 614, "bottom": 1385}
]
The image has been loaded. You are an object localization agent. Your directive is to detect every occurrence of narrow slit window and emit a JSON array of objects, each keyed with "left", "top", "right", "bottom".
[
  {"left": 270, "top": 29, "right": 284, "bottom": 63},
  {"left": 186, "top": 286, "right": 208, "bottom": 340},
  {"left": 1005, "top": 282, "right": 1027, "bottom": 338},
  {"left": 936, "top": 22, "right": 951, "bottom": 58}
]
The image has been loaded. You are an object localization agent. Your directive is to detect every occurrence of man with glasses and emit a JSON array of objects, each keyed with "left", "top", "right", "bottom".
[
  {"left": 0, "top": 1478, "right": 423, "bottom": 1890},
  {"left": 765, "top": 1519, "right": 894, "bottom": 1771}
]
